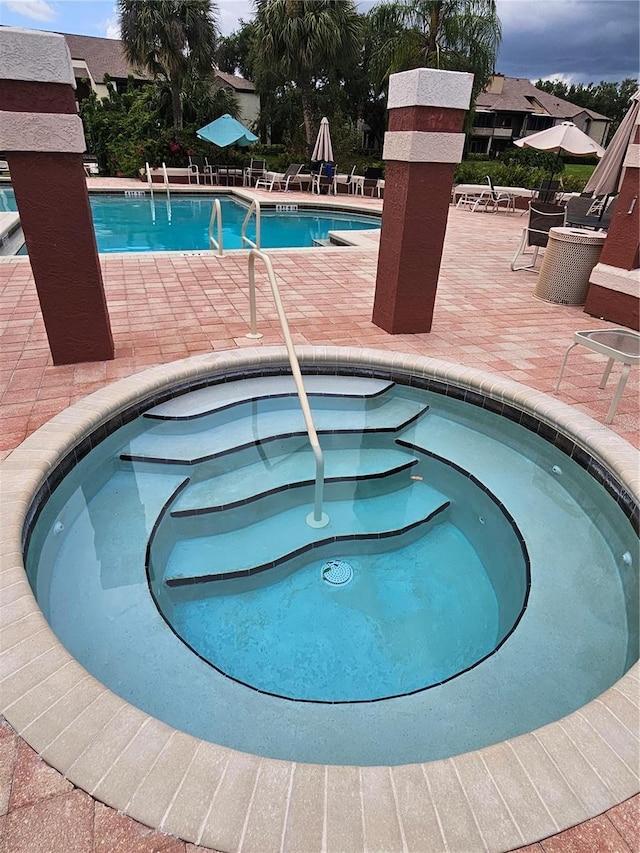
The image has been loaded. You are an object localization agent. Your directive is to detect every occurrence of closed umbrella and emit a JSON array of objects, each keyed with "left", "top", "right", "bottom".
[
  {"left": 584, "top": 89, "right": 640, "bottom": 196},
  {"left": 197, "top": 114, "right": 258, "bottom": 148},
  {"left": 311, "top": 117, "right": 334, "bottom": 163}
]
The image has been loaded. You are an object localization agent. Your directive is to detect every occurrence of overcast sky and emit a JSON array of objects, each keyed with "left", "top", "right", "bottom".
[{"left": 0, "top": 0, "right": 638, "bottom": 85}]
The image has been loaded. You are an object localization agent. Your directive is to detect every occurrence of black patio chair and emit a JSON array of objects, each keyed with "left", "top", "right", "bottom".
[
  {"left": 534, "top": 179, "right": 561, "bottom": 203},
  {"left": 511, "top": 201, "right": 566, "bottom": 271},
  {"left": 565, "top": 194, "right": 616, "bottom": 230}
]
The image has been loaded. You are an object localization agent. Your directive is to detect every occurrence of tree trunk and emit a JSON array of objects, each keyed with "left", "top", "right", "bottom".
[
  {"left": 301, "top": 90, "right": 314, "bottom": 149},
  {"left": 171, "top": 80, "right": 183, "bottom": 132}
]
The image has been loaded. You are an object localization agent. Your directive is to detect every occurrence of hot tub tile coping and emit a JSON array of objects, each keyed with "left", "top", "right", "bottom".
[{"left": 1, "top": 346, "right": 638, "bottom": 852}]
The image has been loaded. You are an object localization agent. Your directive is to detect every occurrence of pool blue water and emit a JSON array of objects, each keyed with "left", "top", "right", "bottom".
[
  {"left": 0, "top": 188, "right": 380, "bottom": 253},
  {"left": 173, "top": 528, "right": 499, "bottom": 702},
  {"left": 26, "top": 378, "right": 636, "bottom": 765}
]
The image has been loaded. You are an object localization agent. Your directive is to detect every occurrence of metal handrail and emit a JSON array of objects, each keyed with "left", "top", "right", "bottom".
[
  {"left": 241, "top": 199, "right": 261, "bottom": 249},
  {"left": 246, "top": 249, "right": 328, "bottom": 528},
  {"left": 208, "top": 198, "right": 223, "bottom": 255},
  {"left": 145, "top": 162, "right": 154, "bottom": 200}
]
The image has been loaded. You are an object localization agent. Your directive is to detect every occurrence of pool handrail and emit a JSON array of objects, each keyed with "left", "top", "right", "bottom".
[
  {"left": 145, "top": 162, "right": 154, "bottom": 200},
  {"left": 241, "top": 199, "right": 261, "bottom": 249},
  {"left": 246, "top": 249, "right": 328, "bottom": 528},
  {"left": 208, "top": 199, "right": 223, "bottom": 255}
]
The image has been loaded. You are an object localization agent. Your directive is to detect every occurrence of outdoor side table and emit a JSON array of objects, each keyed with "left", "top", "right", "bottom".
[
  {"left": 555, "top": 328, "right": 640, "bottom": 423},
  {"left": 534, "top": 227, "right": 606, "bottom": 305}
]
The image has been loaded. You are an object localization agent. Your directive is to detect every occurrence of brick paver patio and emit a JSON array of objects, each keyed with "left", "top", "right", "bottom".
[{"left": 0, "top": 182, "right": 637, "bottom": 852}]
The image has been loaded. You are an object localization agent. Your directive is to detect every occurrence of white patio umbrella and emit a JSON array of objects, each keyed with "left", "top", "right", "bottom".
[
  {"left": 311, "top": 116, "right": 334, "bottom": 163},
  {"left": 584, "top": 89, "right": 640, "bottom": 196},
  {"left": 514, "top": 121, "right": 605, "bottom": 158}
]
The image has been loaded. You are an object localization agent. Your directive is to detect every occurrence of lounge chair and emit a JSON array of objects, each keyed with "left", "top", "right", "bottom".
[
  {"left": 511, "top": 200, "right": 566, "bottom": 271},
  {"left": 255, "top": 163, "right": 304, "bottom": 192},
  {"left": 473, "top": 176, "right": 515, "bottom": 213}
]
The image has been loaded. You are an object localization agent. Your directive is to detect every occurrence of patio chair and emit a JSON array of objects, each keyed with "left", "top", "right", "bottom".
[
  {"left": 311, "top": 161, "right": 335, "bottom": 195},
  {"left": 244, "top": 158, "right": 267, "bottom": 186},
  {"left": 352, "top": 166, "right": 382, "bottom": 198},
  {"left": 473, "top": 176, "right": 515, "bottom": 213},
  {"left": 337, "top": 165, "right": 357, "bottom": 194},
  {"left": 533, "top": 179, "right": 561, "bottom": 203},
  {"left": 188, "top": 155, "right": 214, "bottom": 185},
  {"left": 511, "top": 200, "right": 566, "bottom": 271},
  {"left": 564, "top": 194, "right": 616, "bottom": 230},
  {"left": 255, "top": 163, "right": 304, "bottom": 192}
]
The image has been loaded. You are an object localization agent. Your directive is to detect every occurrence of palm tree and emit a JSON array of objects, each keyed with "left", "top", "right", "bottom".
[
  {"left": 369, "top": 0, "right": 501, "bottom": 101},
  {"left": 253, "top": 0, "right": 363, "bottom": 147},
  {"left": 118, "top": 0, "right": 220, "bottom": 132}
]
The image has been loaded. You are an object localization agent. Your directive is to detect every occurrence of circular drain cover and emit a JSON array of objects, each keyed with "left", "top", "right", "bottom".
[{"left": 321, "top": 559, "right": 353, "bottom": 586}]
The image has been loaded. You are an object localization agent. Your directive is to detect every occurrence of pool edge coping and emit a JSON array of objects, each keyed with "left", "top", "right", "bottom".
[{"left": 1, "top": 345, "right": 638, "bottom": 852}]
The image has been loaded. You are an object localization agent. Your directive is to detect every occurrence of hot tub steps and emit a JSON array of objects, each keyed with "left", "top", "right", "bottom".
[
  {"left": 162, "top": 480, "right": 449, "bottom": 586},
  {"left": 145, "top": 375, "right": 393, "bottom": 420},
  {"left": 121, "top": 395, "right": 428, "bottom": 466},
  {"left": 170, "top": 446, "right": 419, "bottom": 515}
]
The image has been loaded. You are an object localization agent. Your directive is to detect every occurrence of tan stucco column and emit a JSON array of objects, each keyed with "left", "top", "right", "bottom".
[
  {"left": 0, "top": 27, "right": 114, "bottom": 364},
  {"left": 372, "top": 69, "right": 473, "bottom": 334},
  {"left": 585, "top": 118, "right": 640, "bottom": 330}
]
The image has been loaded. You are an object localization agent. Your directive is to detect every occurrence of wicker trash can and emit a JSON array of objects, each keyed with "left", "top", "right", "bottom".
[{"left": 534, "top": 227, "right": 606, "bottom": 305}]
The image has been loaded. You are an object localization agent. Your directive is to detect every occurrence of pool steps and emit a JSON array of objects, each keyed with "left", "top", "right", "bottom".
[
  {"left": 123, "top": 376, "right": 445, "bottom": 586},
  {"left": 170, "top": 447, "right": 419, "bottom": 514},
  {"left": 120, "top": 387, "right": 427, "bottom": 466},
  {"left": 162, "top": 478, "right": 450, "bottom": 585},
  {"left": 144, "top": 375, "right": 394, "bottom": 419}
]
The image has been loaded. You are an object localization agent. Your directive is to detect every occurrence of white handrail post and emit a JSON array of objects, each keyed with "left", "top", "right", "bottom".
[
  {"left": 246, "top": 251, "right": 262, "bottom": 339},
  {"left": 246, "top": 249, "right": 328, "bottom": 528},
  {"left": 208, "top": 199, "right": 224, "bottom": 256},
  {"left": 145, "top": 162, "right": 154, "bottom": 200},
  {"left": 241, "top": 199, "right": 261, "bottom": 249}
]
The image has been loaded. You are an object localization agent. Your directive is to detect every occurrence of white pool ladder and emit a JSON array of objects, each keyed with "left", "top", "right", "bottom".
[
  {"left": 241, "top": 199, "right": 261, "bottom": 249},
  {"left": 246, "top": 249, "right": 328, "bottom": 528},
  {"left": 208, "top": 199, "right": 223, "bottom": 255}
]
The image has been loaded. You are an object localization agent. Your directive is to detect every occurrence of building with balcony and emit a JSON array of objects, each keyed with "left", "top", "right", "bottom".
[
  {"left": 469, "top": 74, "right": 610, "bottom": 156},
  {"left": 48, "top": 31, "right": 260, "bottom": 129}
]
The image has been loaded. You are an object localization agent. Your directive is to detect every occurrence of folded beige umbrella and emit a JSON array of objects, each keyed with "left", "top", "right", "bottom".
[{"left": 584, "top": 89, "right": 640, "bottom": 196}]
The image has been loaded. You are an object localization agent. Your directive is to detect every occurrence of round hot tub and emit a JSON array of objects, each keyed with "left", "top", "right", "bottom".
[{"left": 3, "top": 347, "right": 638, "bottom": 851}]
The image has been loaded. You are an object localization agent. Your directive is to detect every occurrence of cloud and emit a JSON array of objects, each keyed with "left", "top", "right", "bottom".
[
  {"left": 103, "top": 12, "right": 119, "bottom": 39},
  {"left": 218, "top": 0, "right": 253, "bottom": 35},
  {"left": 496, "top": 0, "right": 639, "bottom": 84},
  {"left": 5, "top": 0, "right": 55, "bottom": 22}
]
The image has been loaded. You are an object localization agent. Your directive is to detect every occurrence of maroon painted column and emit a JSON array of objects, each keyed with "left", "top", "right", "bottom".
[
  {"left": 372, "top": 69, "right": 473, "bottom": 334},
  {"left": 0, "top": 27, "right": 114, "bottom": 364},
  {"left": 585, "top": 117, "right": 640, "bottom": 330}
]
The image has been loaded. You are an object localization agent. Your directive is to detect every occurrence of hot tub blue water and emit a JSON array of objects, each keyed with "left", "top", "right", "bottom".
[
  {"left": 25, "top": 373, "right": 637, "bottom": 765},
  {"left": 0, "top": 188, "right": 380, "bottom": 253}
]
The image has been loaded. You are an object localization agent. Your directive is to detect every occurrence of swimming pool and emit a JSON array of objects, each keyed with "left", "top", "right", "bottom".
[
  {"left": 0, "top": 188, "right": 380, "bottom": 253},
  {"left": 3, "top": 347, "right": 639, "bottom": 852}
]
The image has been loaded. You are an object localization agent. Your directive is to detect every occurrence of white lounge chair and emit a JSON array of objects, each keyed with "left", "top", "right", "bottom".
[{"left": 255, "top": 163, "right": 304, "bottom": 192}]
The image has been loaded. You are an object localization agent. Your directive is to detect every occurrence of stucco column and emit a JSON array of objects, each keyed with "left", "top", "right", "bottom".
[
  {"left": 585, "top": 118, "right": 640, "bottom": 330},
  {"left": 0, "top": 27, "right": 114, "bottom": 364},
  {"left": 372, "top": 69, "right": 473, "bottom": 334}
]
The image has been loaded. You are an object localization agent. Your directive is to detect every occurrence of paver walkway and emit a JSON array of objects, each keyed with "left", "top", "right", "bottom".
[{"left": 0, "top": 183, "right": 638, "bottom": 851}]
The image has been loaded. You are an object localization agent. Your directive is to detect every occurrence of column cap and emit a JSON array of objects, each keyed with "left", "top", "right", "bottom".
[
  {"left": 0, "top": 27, "right": 75, "bottom": 87},
  {"left": 388, "top": 68, "right": 473, "bottom": 111}
]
